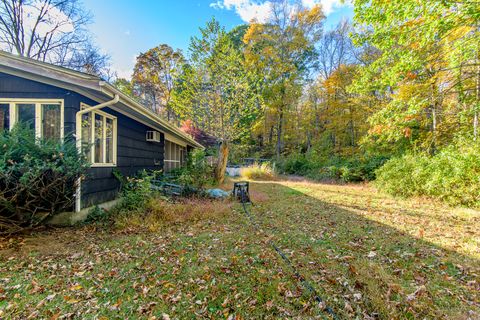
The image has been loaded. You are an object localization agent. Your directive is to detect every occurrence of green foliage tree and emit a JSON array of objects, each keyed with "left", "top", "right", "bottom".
[
  {"left": 172, "top": 18, "right": 261, "bottom": 183},
  {"left": 113, "top": 78, "right": 135, "bottom": 97},
  {"left": 352, "top": 0, "right": 480, "bottom": 153}
]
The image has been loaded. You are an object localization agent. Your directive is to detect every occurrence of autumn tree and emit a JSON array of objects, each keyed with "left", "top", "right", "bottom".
[
  {"left": 293, "top": 21, "right": 372, "bottom": 155},
  {"left": 244, "top": 0, "right": 324, "bottom": 158},
  {"left": 132, "top": 44, "right": 185, "bottom": 120}
]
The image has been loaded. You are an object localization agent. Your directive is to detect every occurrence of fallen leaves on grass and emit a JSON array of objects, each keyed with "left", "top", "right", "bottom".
[{"left": 0, "top": 180, "right": 479, "bottom": 319}]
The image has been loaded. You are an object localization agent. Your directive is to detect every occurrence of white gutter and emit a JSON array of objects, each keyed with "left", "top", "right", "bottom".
[{"left": 74, "top": 94, "right": 120, "bottom": 212}]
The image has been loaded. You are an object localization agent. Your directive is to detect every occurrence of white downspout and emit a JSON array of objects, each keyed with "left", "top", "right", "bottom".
[{"left": 75, "top": 94, "right": 120, "bottom": 212}]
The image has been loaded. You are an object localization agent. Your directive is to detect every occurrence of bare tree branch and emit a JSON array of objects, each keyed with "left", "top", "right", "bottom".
[{"left": 0, "top": 0, "right": 112, "bottom": 77}]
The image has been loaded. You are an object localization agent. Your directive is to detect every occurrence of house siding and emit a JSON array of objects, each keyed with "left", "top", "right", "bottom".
[
  {"left": 0, "top": 72, "right": 165, "bottom": 209},
  {"left": 81, "top": 107, "right": 165, "bottom": 208},
  {"left": 0, "top": 72, "right": 91, "bottom": 137}
]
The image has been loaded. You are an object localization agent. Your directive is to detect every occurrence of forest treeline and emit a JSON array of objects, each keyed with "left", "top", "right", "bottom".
[{"left": 114, "top": 0, "right": 480, "bottom": 206}]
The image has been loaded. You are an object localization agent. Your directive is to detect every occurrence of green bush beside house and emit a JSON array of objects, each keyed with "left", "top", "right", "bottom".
[{"left": 0, "top": 125, "right": 89, "bottom": 232}]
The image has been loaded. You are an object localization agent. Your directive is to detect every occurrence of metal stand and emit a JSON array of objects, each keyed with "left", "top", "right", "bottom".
[{"left": 233, "top": 181, "right": 250, "bottom": 203}]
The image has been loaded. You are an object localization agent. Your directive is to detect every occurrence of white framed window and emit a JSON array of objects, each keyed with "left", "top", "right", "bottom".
[
  {"left": 0, "top": 99, "right": 64, "bottom": 140},
  {"left": 80, "top": 103, "right": 117, "bottom": 167},
  {"left": 164, "top": 140, "right": 186, "bottom": 172}
]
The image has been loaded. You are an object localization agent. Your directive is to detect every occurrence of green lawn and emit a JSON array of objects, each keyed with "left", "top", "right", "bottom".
[{"left": 1, "top": 178, "right": 479, "bottom": 319}]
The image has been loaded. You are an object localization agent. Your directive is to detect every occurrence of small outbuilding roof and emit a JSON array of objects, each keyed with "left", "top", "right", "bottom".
[{"left": 0, "top": 50, "right": 203, "bottom": 149}]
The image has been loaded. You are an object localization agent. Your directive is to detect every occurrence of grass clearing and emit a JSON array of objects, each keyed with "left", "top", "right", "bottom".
[{"left": 0, "top": 178, "right": 479, "bottom": 319}]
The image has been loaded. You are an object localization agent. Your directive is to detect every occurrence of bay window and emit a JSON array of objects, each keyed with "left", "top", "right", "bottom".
[
  {"left": 80, "top": 104, "right": 117, "bottom": 166},
  {"left": 0, "top": 99, "right": 63, "bottom": 140}
]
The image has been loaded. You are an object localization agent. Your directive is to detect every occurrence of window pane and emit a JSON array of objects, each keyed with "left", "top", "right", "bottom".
[
  {"left": 16, "top": 103, "right": 35, "bottom": 130},
  {"left": 81, "top": 113, "right": 92, "bottom": 161},
  {"left": 42, "top": 104, "right": 61, "bottom": 140},
  {"left": 165, "top": 141, "right": 170, "bottom": 160},
  {"left": 94, "top": 113, "right": 104, "bottom": 163},
  {"left": 180, "top": 148, "right": 185, "bottom": 166},
  {"left": 0, "top": 104, "right": 9, "bottom": 131},
  {"left": 105, "top": 118, "right": 114, "bottom": 163}
]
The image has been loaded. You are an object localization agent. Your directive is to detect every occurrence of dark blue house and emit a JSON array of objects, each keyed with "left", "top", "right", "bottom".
[{"left": 0, "top": 51, "right": 202, "bottom": 212}]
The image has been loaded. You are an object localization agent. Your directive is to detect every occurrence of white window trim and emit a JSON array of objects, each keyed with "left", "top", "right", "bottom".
[
  {"left": 0, "top": 98, "right": 64, "bottom": 139},
  {"left": 80, "top": 103, "right": 117, "bottom": 167},
  {"left": 164, "top": 140, "right": 186, "bottom": 172}
]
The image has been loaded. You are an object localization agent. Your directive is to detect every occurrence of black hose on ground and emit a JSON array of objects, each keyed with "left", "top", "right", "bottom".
[{"left": 238, "top": 186, "right": 338, "bottom": 319}]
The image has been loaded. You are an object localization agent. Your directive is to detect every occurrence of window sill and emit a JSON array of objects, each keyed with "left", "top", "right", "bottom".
[{"left": 91, "top": 163, "right": 117, "bottom": 168}]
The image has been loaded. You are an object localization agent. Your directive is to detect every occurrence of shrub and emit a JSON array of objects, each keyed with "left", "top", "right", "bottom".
[
  {"left": 171, "top": 149, "right": 215, "bottom": 189},
  {"left": 240, "top": 162, "right": 276, "bottom": 180},
  {"left": 114, "top": 170, "right": 156, "bottom": 212},
  {"left": 112, "top": 150, "right": 215, "bottom": 216},
  {"left": 276, "top": 152, "right": 388, "bottom": 182},
  {"left": 277, "top": 153, "right": 315, "bottom": 175},
  {"left": 85, "top": 205, "right": 110, "bottom": 224},
  {"left": 375, "top": 140, "right": 480, "bottom": 207},
  {"left": 0, "top": 125, "right": 89, "bottom": 232},
  {"left": 336, "top": 156, "right": 389, "bottom": 182}
]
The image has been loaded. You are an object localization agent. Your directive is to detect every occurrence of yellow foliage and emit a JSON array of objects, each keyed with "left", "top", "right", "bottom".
[
  {"left": 240, "top": 163, "right": 276, "bottom": 181},
  {"left": 297, "top": 5, "right": 325, "bottom": 27},
  {"left": 243, "top": 23, "right": 263, "bottom": 45}
]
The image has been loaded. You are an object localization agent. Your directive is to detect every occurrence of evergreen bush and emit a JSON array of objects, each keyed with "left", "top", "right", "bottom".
[{"left": 0, "top": 125, "right": 89, "bottom": 232}]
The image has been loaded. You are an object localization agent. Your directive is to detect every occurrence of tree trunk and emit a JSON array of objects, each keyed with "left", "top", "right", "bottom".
[
  {"left": 306, "top": 132, "right": 312, "bottom": 152},
  {"left": 268, "top": 125, "right": 274, "bottom": 145},
  {"left": 475, "top": 63, "right": 480, "bottom": 140},
  {"left": 276, "top": 106, "right": 284, "bottom": 158},
  {"left": 349, "top": 104, "right": 355, "bottom": 147},
  {"left": 215, "top": 140, "right": 229, "bottom": 184},
  {"left": 429, "top": 79, "right": 438, "bottom": 155},
  {"left": 431, "top": 105, "right": 437, "bottom": 155},
  {"left": 474, "top": 111, "right": 478, "bottom": 141}
]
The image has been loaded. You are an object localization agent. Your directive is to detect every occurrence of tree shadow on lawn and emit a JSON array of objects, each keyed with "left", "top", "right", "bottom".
[{"left": 247, "top": 181, "right": 479, "bottom": 319}]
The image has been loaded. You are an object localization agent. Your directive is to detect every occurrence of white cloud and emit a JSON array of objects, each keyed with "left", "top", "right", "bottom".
[
  {"left": 312, "top": 0, "right": 352, "bottom": 16},
  {"left": 23, "top": 0, "right": 75, "bottom": 36},
  {"left": 211, "top": 0, "right": 273, "bottom": 23},
  {"left": 210, "top": 0, "right": 351, "bottom": 22},
  {"left": 210, "top": 1, "right": 224, "bottom": 9},
  {"left": 115, "top": 67, "right": 132, "bottom": 79}
]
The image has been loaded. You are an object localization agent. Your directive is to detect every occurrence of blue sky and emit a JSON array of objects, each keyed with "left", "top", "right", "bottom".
[{"left": 83, "top": 0, "right": 353, "bottom": 79}]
